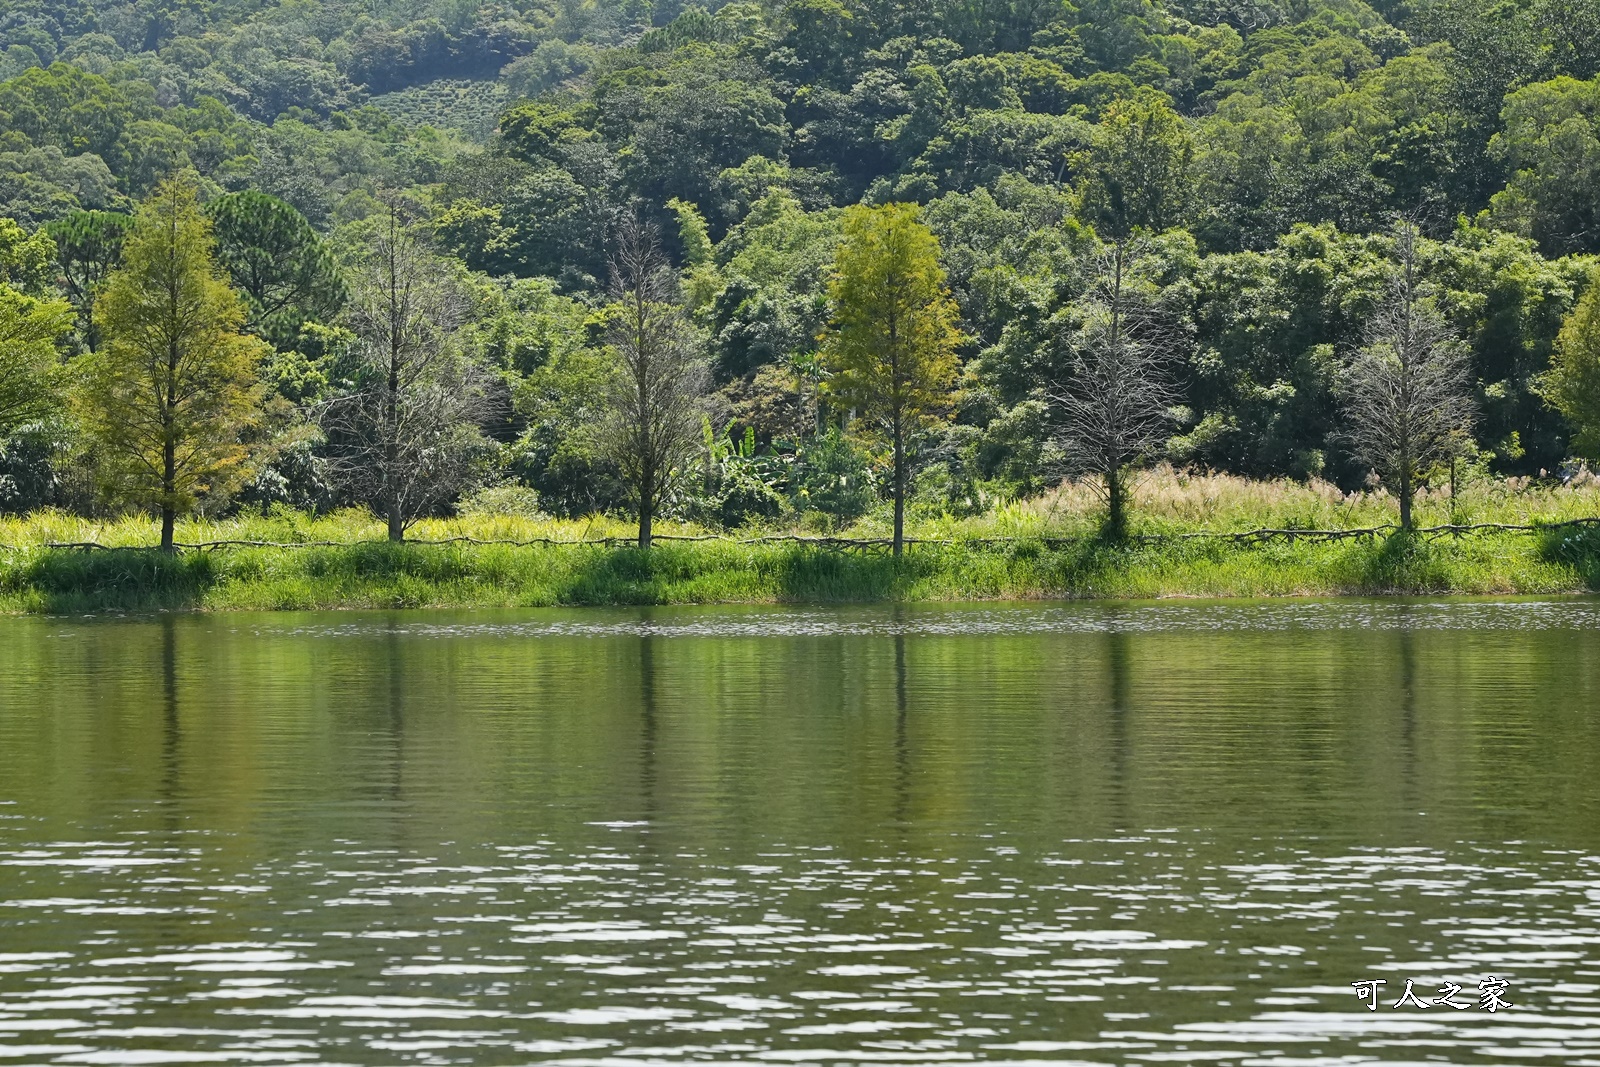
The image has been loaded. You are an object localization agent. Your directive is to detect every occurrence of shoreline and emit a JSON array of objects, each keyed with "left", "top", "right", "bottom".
[{"left": 4, "top": 530, "right": 1597, "bottom": 614}]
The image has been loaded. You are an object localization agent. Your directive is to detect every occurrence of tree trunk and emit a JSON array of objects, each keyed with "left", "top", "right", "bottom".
[
  {"left": 385, "top": 215, "right": 405, "bottom": 545},
  {"left": 161, "top": 411, "right": 177, "bottom": 553},
  {"left": 1398, "top": 466, "right": 1413, "bottom": 531},
  {"left": 1106, "top": 464, "right": 1126, "bottom": 541},
  {"left": 892, "top": 415, "right": 905, "bottom": 558},
  {"left": 639, "top": 483, "right": 654, "bottom": 550}
]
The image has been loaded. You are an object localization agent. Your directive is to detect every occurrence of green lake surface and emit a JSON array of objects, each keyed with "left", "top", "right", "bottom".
[{"left": 2, "top": 600, "right": 1599, "bottom": 1065}]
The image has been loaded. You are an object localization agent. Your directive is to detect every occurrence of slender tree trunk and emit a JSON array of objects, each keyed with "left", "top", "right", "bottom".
[
  {"left": 161, "top": 408, "right": 177, "bottom": 552},
  {"left": 1104, "top": 245, "right": 1128, "bottom": 543},
  {"left": 1397, "top": 256, "right": 1416, "bottom": 532},
  {"left": 888, "top": 286, "right": 905, "bottom": 559},
  {"left": 385, "top": 380, "right": 402, "bottom": 542},
  {"left": 384, "top": 430, "right": 403, "bottom": 542},
  {"left": 385, "top": 209, "right": 404, "bottom": 544},
  {"left": 634, "top": 292, "right": 655, "bottom": 552},
  {"left": 892, "top": 413, "right": 905, "bottom": 558},
  {"left": 639, "top": 475, "right": 654, "bottom": 550},
  {"left": 1448, "top": 453, "right": 1459, "bottom": 525},
  {"left": 1396, "top": 423, "right": 1414, "bottom": 529},
  {"left": 1106, "top": 463, "right": 1125, "bottom": 541},
  {"left": 160, "top": 421, "right": 175, "bottom": 552},
  {"left": 161, "top": 217, "right": 180, "bottom": 555}
]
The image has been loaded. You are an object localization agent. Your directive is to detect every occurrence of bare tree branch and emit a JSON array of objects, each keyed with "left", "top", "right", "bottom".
[
  {"left": 601, "top": 212, "right": 707, "bottom": 549},
  {"left": 1342, "top": 221, "right": 1476, "bottom": 529},
  {"left": 320, "top": 205, "right": 491, "bottom": 541},
  {"left": 1047, "top": 239, "right": 1181, "bottom": 538}
]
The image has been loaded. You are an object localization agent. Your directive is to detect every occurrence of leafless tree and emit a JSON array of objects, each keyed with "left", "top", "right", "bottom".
[
  {"left": 602, "top": 214, "right": 707, "bottom": 549},
  {"left": 322, "top": 206, "right": 491, "bottom": 541},
  {"left": 1048, "top": 239, "right": 1180, "bottom": 539},
  {"left": 1343, "top": 222, "right": 1476, "bottom": 529}
]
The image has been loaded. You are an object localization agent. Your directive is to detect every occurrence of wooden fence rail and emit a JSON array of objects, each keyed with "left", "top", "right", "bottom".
[{"left": 4, "top": 517, "right": 1600, "bottom": 555}]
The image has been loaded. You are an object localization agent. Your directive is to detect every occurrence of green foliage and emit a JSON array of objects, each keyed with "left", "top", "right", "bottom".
[
  {"left": 823, "top": 202, "right": 963, "bottom": 550},
  {"left": 498, "top": 101, "right": 590, "bottom": 163},
  {"left": 7, "top": 0, "right": 1600, "bottom": 550},
  {"left": 1074, "top": 88, "right": 1193, "bottom": 238},
  {"left": 1538, "top": 275, "right": 1600, "bottom": 460},
  {"left": 0, "top": 145, "right": 124, "bottom": 226},
  {"left": 207, "top": 191, "right": 345, "bottom": 350},
  {"left": 0, "top": 420, "right": 78, "bottom": 514},
  {"left": 1182, "top": 224, "right": 1386, "bottom": 479},
  {"left": 823, "top": 204, "right": 963, "bottom": 427},
  {"left": 792, "top": 426, "right": 876, "bottom": 526},
  {"left": 0, "top": 284, "right": 73, "bottom": 437},
  {"left": 668, "top": 196, "right": 714, "bottom": 268},
  {"left": 667, "top": 195, "right": 721, "bottom": 308},
  {"left": 79, "top": 175, "right": 270, "bottom": 547},
  {"left": 599, "top": 70, "right": 789, "bottom": 221},
  {"left": 685, "top": 426, "right": 790, "bottom": 530},
  {"left": 1490, "top": 76, "right": 1600, "bottom": 256},
  {"left": 42, "top": 209, "right": 131, "bottom": 349},
  {"left": 503, "top": 286, "right": 623, "bottom": 518},
  {"left": 0, "top": 216, "right": 55, "bottom": 294},
  {"left": 0, "top": 63, "right": 138, "bottom": 165},
  {"left": 708, "top": 190, "right": 840, "bottom": 380},
  {"left": 368, "top": 79, "right": 511, "bottom": 140}
]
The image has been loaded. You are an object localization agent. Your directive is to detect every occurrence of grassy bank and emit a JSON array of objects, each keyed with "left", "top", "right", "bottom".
[{"left": 4, "top": 469, "right": 1600, "bottom": 613}]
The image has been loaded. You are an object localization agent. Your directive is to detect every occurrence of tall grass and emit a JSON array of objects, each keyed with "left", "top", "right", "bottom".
[
  {"left": 3, "top": 471, "right": 1599, "bottom": 613},
  {"left": 907, "top": 465, "right": 1600, "bottom": 540},
  {"left": 0, "top": 507, "right": 667, "bottom": 550},
  {"left": 8, "top": 467, "right": 1599, "bottom": 549}
]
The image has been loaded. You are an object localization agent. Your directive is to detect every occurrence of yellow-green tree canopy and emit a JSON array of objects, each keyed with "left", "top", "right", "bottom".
[
  {"left": 1539, "top": 274, "right": 1600, "bottom": 460},
  {"left": 0, "top": 218, "right": 56, "bottom": 295},
  {"left": 0, "top": 285, "right": 74, "bottom": 437},
  {"left": 822, "top": 202, "right": 961, "bottom": 553},
  {"left": 80, "top": 173, "right": 269, "bottom": 550}
]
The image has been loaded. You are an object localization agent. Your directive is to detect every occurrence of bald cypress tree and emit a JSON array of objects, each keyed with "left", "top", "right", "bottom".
[
  {"left": 81, "top": 175, "right": 269, "bottom": 551},
  {"left": 821, "top": 203, "right": 961, "bottom": 556}
]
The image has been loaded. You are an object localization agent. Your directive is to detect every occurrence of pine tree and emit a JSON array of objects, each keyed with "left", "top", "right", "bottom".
[
  {"left": 207, "top": 191, "right": 345, "bottom": 348},
  {"left": 43, "top": 210, "right": 132, "bottom": 352},
  {"left": 81, "top": 174, "right": 269, "bottom": 551}
]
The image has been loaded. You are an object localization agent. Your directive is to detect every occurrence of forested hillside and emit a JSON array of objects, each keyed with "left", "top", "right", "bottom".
[{"left": 5, "top": 0, "right": 1600, "bottom": 533}]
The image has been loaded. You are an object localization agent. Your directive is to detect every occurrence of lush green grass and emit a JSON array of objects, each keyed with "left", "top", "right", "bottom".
[
  {"left": 4, "top": 470, "right": 1600, "bottom": 613},
  {"left": 2, "top": 526, "right": 1598, "bottom": 614}
]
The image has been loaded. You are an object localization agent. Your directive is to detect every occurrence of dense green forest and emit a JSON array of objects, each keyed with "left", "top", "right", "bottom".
[{"left": 6, "top": 0, "right": 1600, "bottom": 544}]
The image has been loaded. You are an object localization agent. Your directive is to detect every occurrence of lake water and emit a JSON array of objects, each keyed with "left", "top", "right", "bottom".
[{"left": 3, "top": 600, "right": 1600, "bottom": 1066}]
